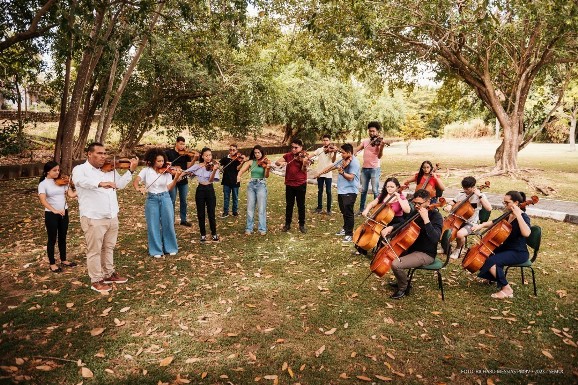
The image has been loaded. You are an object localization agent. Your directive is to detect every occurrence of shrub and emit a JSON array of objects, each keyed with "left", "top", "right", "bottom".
[
  {"left": 0, "top": 120, "right": 27, "bottom": 155},
  {"left": 543, "top": 119, "right": 569, "bottom": 143},
  {"left": 443, "top": 118, "right": 493, "bottom": 138}
]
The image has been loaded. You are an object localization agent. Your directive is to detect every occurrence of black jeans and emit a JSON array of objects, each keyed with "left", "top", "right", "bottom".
[
  {"left": 285, "top": 183, "right": 307, "bottom": 226},
  {"left": 317, "top": 177, "right": 332, "bottom": 211},
  {"left": 195, "top": 184, "right": 217, "bottom": 236},
  {"left": 338, "top": 193, "right": 357, "bottom": 236},
  {"left": 44, "top": 210, "right": 69, "bottom": 264}
]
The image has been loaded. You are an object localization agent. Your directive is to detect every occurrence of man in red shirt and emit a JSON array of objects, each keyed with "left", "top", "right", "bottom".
[{"left": 275, "top": 139, "right": 309, "bottom": 233}]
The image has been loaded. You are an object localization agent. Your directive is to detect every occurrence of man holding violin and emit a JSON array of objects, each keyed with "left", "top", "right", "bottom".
[
  {"left": 219, "top": 144, "right": 245, "bottom": 218},
  {"left": 166, "top": 136, "right": 196, "bottom": 227},
  {"left": 72, "top": 142, "right": 138, "bottom": 294},
  {"left": 354, "top": 121, "right": 386, "bottom": 215},
  {"left": 379, "top": 189, "right": 443, "bottom": 299},
  {"left": 312, "top": 135, "right": 337, "bottom": 215}
]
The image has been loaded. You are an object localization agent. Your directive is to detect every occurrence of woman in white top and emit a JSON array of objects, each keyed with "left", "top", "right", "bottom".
[
  {"left": 133, "top": 148, "right": 183, "bottom": 258},
  {"left": 38, "top": 161, "right": 78, "bottom": 272}
]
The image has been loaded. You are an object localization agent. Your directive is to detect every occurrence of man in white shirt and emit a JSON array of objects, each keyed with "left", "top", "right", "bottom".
[
  {"left": 72, "top": 143, "right": 138, "bottom": 293},
  {"left": 312, "top": 135, "right": 337, "bottom": 214}
]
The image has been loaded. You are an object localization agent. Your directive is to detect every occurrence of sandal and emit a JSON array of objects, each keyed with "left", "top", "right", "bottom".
[
  {"left": 50, "top": 265, "right": 62, "bottom": 273},
  {"left": 61, "top": 261, "right": 77, "bottom": 267},
  {"left": 491, "top": 290, "right": 513, "bottom": 299}
]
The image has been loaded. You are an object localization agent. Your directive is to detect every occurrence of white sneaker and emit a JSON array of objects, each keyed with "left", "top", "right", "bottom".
[
  {"left": 450, "top": 249, "right": 461, "bottom": 259},
  {"left": 335, "top": 229, "right": 346, "bottom": 236},
  {"left": 342, "top": 235, "right": 353, "bottom": 243},
  {"left": 152, "top": 255, "right": 163, "bottom": 259},
  {"left": 169, "top": 252, "right": 177, "bottom": 256}
]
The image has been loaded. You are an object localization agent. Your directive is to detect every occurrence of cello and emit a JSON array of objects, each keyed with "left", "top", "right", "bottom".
[
  {"left": 419, "top": 163, "right": 441, "bottom": 199},
  {"left": 369, "top": 197, "right": 446, "bottom": 277},
  {"left": 353, "top": 185, "right": 408, "bottom": 251},
  {"left": 462, "top": 196, "right": 539, "bottom": 273},
  {"left": 442, "top": 181, "right": 490, "bottom": 241}
]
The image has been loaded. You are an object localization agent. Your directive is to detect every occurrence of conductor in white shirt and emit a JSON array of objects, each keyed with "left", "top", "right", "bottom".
[{"left": 72, "top": 142, "right": 138, "bottom": 294}]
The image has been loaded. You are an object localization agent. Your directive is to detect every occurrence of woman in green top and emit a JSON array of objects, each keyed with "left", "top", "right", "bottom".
[{"left": 237, "top": 145, "right": 271, "bottom": 235}]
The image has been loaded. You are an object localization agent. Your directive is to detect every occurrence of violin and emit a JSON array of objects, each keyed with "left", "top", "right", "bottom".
[
  {"left": 369, "top": 197, "right": 446, "bottom": 277},
  {"left": 205, "top": 160, "right": 218, "bottom": 171},
  {"left": 323, "top": 144, "right": 338, "bottom": 154},
  {"left": 54, "top": 174, "right": 76, "bottom": 190},
  {"left": 257, "top": 156, "right": 271, "bottom": 168},
  {"left": 230, "top": 152, "right": 247, "bottom": 162},
  {"left": 353, "top": 185, "right": 408, "bottom": 251},
  {"left": 178, "top": 150, "right": 199, "bottom": 161},
  {"left": 442, "top": 181, "right": 490, "bottom": 241},
  {"left": 462, "top": 196, "right": 538, "bottom": 273},
  {"left": 101, "top": 158, "right": 132, "bottom": 172},
  {"left": 158, "top": 164, "right": 182, "bottom": 176},
  {"left": 370, "top": 135, "right": 383, "bottom": 147},
  {"left": 419, "top": 163, "right": 441, "bottom": 199}
]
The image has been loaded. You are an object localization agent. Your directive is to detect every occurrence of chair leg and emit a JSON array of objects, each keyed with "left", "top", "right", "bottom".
[
  {"left": 530, "top": 267, "right": 537, "bottom": 296},
  {"left": 520, "top": 267, "right": 525, "bottom": 285},
  {"left": 437, "top": 271, "right": 444, "bottom": 301},
  {"left": 407, "top": 269, "right": 415, "bottom": 291}
]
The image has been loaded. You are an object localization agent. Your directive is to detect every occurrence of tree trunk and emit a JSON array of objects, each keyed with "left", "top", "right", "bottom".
[
  {"left": 494, "top": 117, "right": 520, "bottom": 172},
  {"left": 101, "top": 2, "right": 164, "bottom": 145},
  {"left": 95, "top": 48, "right": 119, "bottom": 143},
  {"left": 56, "top": 8, "right": 105, "bottom": 174},
  {"left": 14, "top": 75, "right": 23, "bottom": 133}
]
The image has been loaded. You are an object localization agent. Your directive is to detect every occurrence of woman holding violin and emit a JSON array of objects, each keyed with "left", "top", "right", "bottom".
[
  {"left": 445, "top": 177, "right": 492, "bottom": 259},
  {"left": 237, "top": 145, "right": 271, "bottom": 235},
  {"left": 313, "top": 143, "right": 360, "bottom": 243},
  {"left": 275, "top": 139, "right": 309, "bottom": 233},
  {"left": 379, "top": 189, "right": 443, "bottom": 299},
  {"left": 133, "top": 148, "right": 183, "bottom": 258},
  {"left": 470, "top": 191, "right": 531, "bottom": 299},
  {"left": 38, "top": 161, "right": 78, "bottom": 272},
  {"left": 165, "top": 136, "right": 198, "bottom": 227},
  {"left": 403, "top": 160, "right": 445, "bottom": 203},
  {"left": 184, "top": 147, "right": 221, "bottom": 242}
]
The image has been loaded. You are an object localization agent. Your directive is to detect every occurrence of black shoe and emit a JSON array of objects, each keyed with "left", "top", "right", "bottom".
[
  {"left": 387, "top": 281, "right": 398, "bottom": 288},
  {"left": 299, "top": 226, "right": 307, "bottom": 234},
  {"left": 390, "top": 290, "right": 406, "bottom": 299},
  {"left": 315, "top": 208, "right": 323, "bottom": 214},
  {"left": 61, "top": 261, "right": 77, "bottom": 267},
  {"left": 49, "top": 265, "right": 62, "bottom": 273},
  {"left": 212, "top": 234, "right": 220, "bottom": 241},
  {"left": 220, "top": 213, "right": 229, "bottom": 219},
  {"left": 282, "top": 224, "right": 290, "bottom": 232},
  {"left": 232, "top": 212, "right": 238, "bottom": 216},
  {"left": 180, "top": 221, "right": 192, "bottom": 227}
]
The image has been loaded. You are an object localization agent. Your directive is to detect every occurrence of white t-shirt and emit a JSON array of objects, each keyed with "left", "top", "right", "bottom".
[
  {"left": 452, "top": 191, "right": 487, "bottom": 224},
  {"left": 138, "top": 168, "right": 173, "bottom": 194},
  {"left": 314, "top": 147, "right": 336, "bottom": 178},
  {"left": 38, "top": 178, "right": 68, "bottom": 211}
]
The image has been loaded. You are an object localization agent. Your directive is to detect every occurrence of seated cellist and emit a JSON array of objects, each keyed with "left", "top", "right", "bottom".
[
  {"left": 362, "top": 177, "right": 411, "bottom": 226},
  {"left": 380, "top": 189, "right": 443, "bottom": 299},
  {"left": 403, "top": 160, "right": 445, "bottom": 203},
  {"left": 470, "top": 191, "right": 531, "bottom": 299},
  {"left": 445, "top": 177, "right": 492, "bottom": 259}
]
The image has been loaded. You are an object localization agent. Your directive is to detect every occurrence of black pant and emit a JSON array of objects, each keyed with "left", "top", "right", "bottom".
[
  {"left": 285, "top": 184, "right": 307, "bottom": 226},
  {"left": 338, "top": 193, "right": 357, "bottom": 236},
  {"left": 44, "top": 210, "right": 69, "bottom": 264},
  {"left": 195, "top": 184, "right": 217, "bottom": 236}
]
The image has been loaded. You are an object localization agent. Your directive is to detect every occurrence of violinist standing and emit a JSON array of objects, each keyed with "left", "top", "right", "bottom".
[
  {"left": 470, "top": 191, "right": 531, "bottom": 299},
  {"left": 314, "top": 143, "right": 360, "bottom": 242},
  {"left": 446, "top": 177, "right": 492, "bottom": 259},
  {"left": 38, "top": 161, "right": 78, "bottom": 273},
  {"left": 219, "top": 144, "right": 244, "bottom": 218},
  {"left": 133, "top": 148, "right": 183, "bottom": 258},
  {"left": 354, "top": 121, "right": 386, "bottom": 215},
  {"left": 184, "top": 147, "right": 220, "bottom": 242},
  {"left": 403, "top": 160, "right": 445, "bottom": 203},
  {"left": 380, "top": 189, "right": 443, "bottom": 299},
  {"left": 72, "top": 143, "right": 138, "bottom": 293},
  {"left": 275, "top": 139, "right": 309, "bottom": 233},
  {"left": 165, "top": 136, "right": 196, "bottom": 227},
  {"left": 237, "top": 145, "right": 270, "bottom": 235},
  {"left": 313, "top": 135, "right": 337, "bottom": 215}
]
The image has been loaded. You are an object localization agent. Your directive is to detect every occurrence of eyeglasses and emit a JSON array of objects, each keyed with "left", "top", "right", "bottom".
[
  {"left": 413, "top": 200, "right": 426, "bottom": 206},
  {"left": 229, "top": 149, "right": 236, "bottom": 152}
]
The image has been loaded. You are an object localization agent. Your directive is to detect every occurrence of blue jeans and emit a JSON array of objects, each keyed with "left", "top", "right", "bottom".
[
  {"left": 169, "top": 182, "right": 189, "bottom": 223},
  {"left": 359, "top": 167, "right": 381, "bottom": 212},
  {"left": 145, "top": 192, "right": 178, "bottom": 256},
  {"left": 246, "top": 179, "right": 268, "bottom": 233},
  {"left": 317, "top": 177, "right": 332, "bottom": 211},
  {"left": 223, "top": 185, "right": 239, "bottom": 214}
]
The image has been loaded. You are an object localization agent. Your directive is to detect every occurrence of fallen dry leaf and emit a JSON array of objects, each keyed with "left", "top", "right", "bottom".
[
  {"left": 315, "top": 345, "right": 326, "bottom": 357},
  {"left": 541, "top": 350, "right": 554, "bottom": 359},
  {"left": 356, "top": 375, "right": 372, "bottom": 381},
  {"left": 375, "top": 374, "right": 393, "bottom": 381},
  {"left": 120, "top": 306, "right": 131, "bottom": 313},
  {"left": 81, "top": 367, "right": 94, "bottom": 378},
  {"left": 90, "top": 327, "right": 105, "bottom": 336},
  {"left": 324, "top": 328, "right": 337, "bottom": 335},
  {"left": 159, "top": 356, "right": 174, "bottom": 366}
]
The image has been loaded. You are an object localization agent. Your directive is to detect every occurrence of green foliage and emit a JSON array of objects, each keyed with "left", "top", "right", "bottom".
[
  {"left": 0, "top": 120, "right": 27, "bottom": 155},
  {"left": 399, "top": 113, "right": 428, "bottom": 154}
]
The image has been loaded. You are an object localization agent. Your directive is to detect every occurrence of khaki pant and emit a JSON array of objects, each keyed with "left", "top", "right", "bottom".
[
  {"left": 391, "top": 251, "right": 435, "bottom": 291},
  {"left": 80, "top": 217, "right": 118, "bottom": 283}
]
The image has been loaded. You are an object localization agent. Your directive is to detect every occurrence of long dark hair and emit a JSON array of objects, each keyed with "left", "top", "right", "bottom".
[
  {"left": 416, "top": 160, "right": 434, "bottom": 185},
  {"left": 377, "top": 177, "right": 401, "bottom": 204},
  {"left": 249, "top": 145, "right": 266, "bottom": 161},
  {"left": 40, "top": 161, "right": 59, "bottom": 183},
  {"left": 506, "top": 190, "right": 527, "bottom": 211}
]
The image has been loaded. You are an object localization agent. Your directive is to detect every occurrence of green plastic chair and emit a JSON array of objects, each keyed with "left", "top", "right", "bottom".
[
  {"left": 478, "top": 208, "right": 491, "bottom": 223},
  {"left": 407, "top": 229, "right": 452, "bottom": 301},
  {"left": 504, "top": 225, "right": 541, "bottom": 296}
]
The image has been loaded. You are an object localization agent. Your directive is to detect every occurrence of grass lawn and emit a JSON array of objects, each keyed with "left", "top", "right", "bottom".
[{"left": 0, "top": 140, "right": 577, "bottom": 385}]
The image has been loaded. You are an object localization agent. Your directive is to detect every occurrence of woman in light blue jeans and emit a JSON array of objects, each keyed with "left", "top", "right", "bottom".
[{"left": 237, "top": 145, "right": 271, "bottom": 235}]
